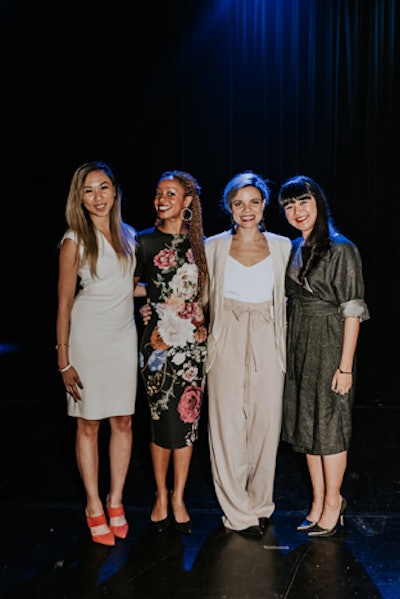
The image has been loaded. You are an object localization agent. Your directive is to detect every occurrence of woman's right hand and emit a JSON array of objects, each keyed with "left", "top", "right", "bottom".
[
  {"left": 139, "top": 298, "right": 152, "bottom": 325},
  {"left": 61, "top": 366, "right": 83, "bottom": 402}
]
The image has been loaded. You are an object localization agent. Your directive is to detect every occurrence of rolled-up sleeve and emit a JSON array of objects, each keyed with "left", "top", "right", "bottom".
[{"left": 332, "top": 241, "right": 370, "bottom": 322}]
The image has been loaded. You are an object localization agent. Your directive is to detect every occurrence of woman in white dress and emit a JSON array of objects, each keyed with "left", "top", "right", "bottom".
[{"left": 56, "top": 161, "right": 144, "bottom": 546}]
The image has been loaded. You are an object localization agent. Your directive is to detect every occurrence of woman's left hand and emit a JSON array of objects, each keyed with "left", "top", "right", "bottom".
[{"left": 331, "top": 369, "right": 352, "bottom": 396}]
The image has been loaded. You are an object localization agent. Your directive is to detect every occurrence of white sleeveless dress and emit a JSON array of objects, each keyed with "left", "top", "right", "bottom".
[{"left": 62, "top": 229, "right": 138, "bottom": 420}]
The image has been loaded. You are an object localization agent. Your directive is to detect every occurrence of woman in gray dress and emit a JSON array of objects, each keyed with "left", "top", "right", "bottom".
[{"left": 278, "top": 175, "right": 369, "bottom": 538}]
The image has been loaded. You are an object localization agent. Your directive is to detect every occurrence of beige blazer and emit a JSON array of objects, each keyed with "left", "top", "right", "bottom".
[{"left": 205, "top": 230, "right": 291, "bottom": 373}]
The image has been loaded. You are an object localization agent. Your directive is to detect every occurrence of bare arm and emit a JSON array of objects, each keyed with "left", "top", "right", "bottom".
[
  {"left": 56, "top": 238, "right": 83, "bottom": 401},
  {"left": 133, "top": 279, "right": 147, "bottom": 297}
]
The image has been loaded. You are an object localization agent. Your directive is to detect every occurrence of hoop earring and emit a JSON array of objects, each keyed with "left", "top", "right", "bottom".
[{"left": 180, "top": 207, "right": 193, "bottom": 222}]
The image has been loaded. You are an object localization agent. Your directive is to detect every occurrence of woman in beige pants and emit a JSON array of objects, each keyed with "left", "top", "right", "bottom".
[{"left": 205, "top": 171, "right": 291, "bottom": 538}]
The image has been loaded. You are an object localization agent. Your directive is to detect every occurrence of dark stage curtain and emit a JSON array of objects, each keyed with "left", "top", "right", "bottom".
[
  {"left": 128, "top": 0, "right": 398, "bottom": 327},
  {"left": 0, "top": 0, "right": 398, "bottom": 340}
]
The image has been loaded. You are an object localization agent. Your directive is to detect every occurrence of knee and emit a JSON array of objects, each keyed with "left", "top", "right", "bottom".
[
  {"left": 77, "top": 418, "right": 100, "bottom": 439},
  {"left": 111, "top": 415, "right": 132, "bottom": 434}
]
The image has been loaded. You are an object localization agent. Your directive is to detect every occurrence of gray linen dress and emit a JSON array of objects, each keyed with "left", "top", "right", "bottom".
[{"left": 281, "top": 234, "right": 370, "bottom": 455}]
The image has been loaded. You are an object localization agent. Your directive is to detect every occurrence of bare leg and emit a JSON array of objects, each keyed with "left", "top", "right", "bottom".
[
  {"left": 170, "top": 445, "right": 193, "bottom": 523},
  {"left": 317, "top": 450, "right": 347, "bottom": 529},
  {"left": 76, "top": 418, "right": 110, "bottom": 535},
  {"left": 150, "top": 442, "right": 171, "bottom": 521},
  {"left": 305, "top": 454, "right": 325, "bottom": 523},
  {"left": 108, "top": 415, "right": 132, "bottom": 526}
]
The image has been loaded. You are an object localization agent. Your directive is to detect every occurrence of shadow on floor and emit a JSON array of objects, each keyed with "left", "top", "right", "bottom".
[{"left": 0, "top": 322, "right": 399, "bottom": 598}]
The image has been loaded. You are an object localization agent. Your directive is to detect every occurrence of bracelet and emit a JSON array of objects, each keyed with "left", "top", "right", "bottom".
[
  {"left": 339, "top": 367, "right": 352, "bottom": 375},
  {"left": 59, "top": 363, "right": 72, "bottom": 373},
  {"left": 55, "top": 344, "right": 69, "bottom": 350}
]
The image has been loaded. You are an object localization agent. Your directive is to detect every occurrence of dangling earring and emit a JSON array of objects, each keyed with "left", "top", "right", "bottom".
[
  {"left": 230, "top": 217, "right": 238, "bottom": 234},
  {"left": 180, "top": 207, "right": 193, "bottom": 222},
  {"left": 259, "top": 218, "right": 266, "bottom": 232}
]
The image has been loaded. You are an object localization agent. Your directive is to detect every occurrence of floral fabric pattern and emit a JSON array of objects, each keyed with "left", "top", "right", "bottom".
[{"left": 135, "top": 228, "right": 207, "bottom": 448}]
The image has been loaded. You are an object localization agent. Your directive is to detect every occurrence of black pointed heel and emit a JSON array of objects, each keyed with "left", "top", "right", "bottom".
[
  {"left": 170, "top": 490, "right": 192, "bottom": 534},
  {"left": 297, "top": 518, "right": 317, "bottom": 531},
  {"left": 308, "top": 497, "right": 347, "bottom": 538},
  {"left": 235, "top": 525, "right": 263, "bottom": 538},
  {"left": 175, "top": 519, "right": 192, "bottom": 535},
  {"left": 150, "top": 492, "right": 171, "bottom": 533},
  {"left": 259, "top": 517, "right": 269, "bottom": 532},
  {"left": 150, "top": 515, "right": 170, "bottom": 533}
]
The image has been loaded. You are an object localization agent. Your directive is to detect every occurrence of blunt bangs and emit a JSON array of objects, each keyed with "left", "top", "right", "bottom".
[{"left": 278, "top": 179, "right": 310, "bottom": 207}]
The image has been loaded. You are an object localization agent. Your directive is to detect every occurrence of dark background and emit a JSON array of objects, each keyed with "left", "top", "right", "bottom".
[
  {"left": 1, "top": 0, "right": 398, "bottom": 359},
  {"left": 0, "top": 5, "right": 398, "bottom": 596}
]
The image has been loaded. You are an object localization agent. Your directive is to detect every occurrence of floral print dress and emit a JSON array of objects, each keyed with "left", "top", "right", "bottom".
[{"left": 135, "top": 227, "right": 207, "bottom": 448}]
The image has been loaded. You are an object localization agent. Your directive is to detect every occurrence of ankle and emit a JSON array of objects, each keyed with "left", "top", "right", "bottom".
[
  {"left": 323, "top": 496, "right": 342, "bottom": 511},
  {"left": 106, "top": 493, "right": 123, "bottom": 509},
  {"left": 151, "top": 492, "right": 169, "bottom": 521},
  {"left": 85, "top": 502, "right": 104, "bottom": 517},
  {"left": 307, "top": 500, "right": 323, "bottom": 522},
  {"left": 170, "top": 490, "right": 184, "bottom": 505}
]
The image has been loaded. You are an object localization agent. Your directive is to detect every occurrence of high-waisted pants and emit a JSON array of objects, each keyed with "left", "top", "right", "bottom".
[{"left": 207, "top": 297, "right": 284, "bottom": 531}]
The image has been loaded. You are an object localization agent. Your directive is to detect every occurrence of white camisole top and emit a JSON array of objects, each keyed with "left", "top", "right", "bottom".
[{"left": 224, "top": 255, "right": 274, "bottom": 303}]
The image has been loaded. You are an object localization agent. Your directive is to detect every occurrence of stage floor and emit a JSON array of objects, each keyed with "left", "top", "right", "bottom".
[{"left": 1, "top": 322, "right": 399, "bottom": 599}]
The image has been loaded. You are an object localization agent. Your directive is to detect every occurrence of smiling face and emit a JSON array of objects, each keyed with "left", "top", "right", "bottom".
[
  {"left": 81, "top": 169, "right": 116, "bottom": 219},
  {"left": 154, "top": 176, "right": 192, "bottom": 223},
  {"left": 230, "top": 185, "right": 266, "bottom": 230},
  {"left": 282, "top": 193, "right": 318, "bottom": 239}
]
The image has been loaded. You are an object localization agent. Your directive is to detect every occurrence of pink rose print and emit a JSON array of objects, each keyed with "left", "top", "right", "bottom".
[
  {"left": 179, "top": 302, "right": 205, "bottom": 326},
  {"left": 178, "top": 385, "right": 203, "bottom": 423},
  {"left": 154, "top": 249, "right": 177, "bottom": 269}
]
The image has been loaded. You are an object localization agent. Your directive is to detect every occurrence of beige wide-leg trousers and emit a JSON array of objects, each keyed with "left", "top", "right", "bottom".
[{"left": 207, "top": 297, "right": 284, "bottom": 531}]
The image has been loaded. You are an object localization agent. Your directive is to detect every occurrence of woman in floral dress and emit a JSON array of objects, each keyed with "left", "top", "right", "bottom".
[{"left": 134, "top": 170, "right": 209, "bottom": 534}]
